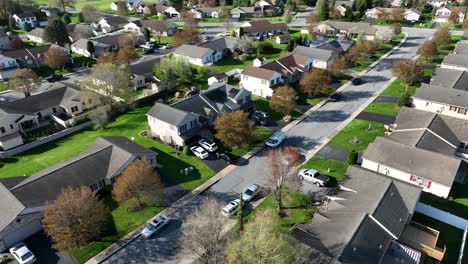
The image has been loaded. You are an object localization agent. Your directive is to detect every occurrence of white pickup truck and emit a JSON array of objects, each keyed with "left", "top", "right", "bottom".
[{"left": 298, "top": 169, "right": 330, "bottom": 187}]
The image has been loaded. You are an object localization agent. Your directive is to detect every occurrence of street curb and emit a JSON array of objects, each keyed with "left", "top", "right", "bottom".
[{"left": 85, "top": 33, "right": 408, "bottom": 264}]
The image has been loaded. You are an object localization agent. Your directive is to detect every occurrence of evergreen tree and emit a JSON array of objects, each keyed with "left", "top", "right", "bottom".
[
  {"left": 86, "top": 40, "right": 95, "bottom": 55},
  {"left": 62, "top": 13, "right": 71, "bottom": 24},
  {"left": 8, "top": 15, "right": 16, "bottom": 30},
  {"left": 44, "top": 17, "right": 70, "bottom": 46},
  {"left": 144, "top": 27, "right": 151, "bottom": 42},
  {"left": 330, "top": 0, "right": 336, "bottom": 9},
  {"left": 315, "top": 0, "right": 329, "bottom": 21},
  {"left": 237, "top": 193, "right": 244, "bottom": 233},
  {"left": 285, "top": 38, "right": 296, "bottom": 52},
  {"left": 356, "top": 0, "right": 368, "bottom": 15}
]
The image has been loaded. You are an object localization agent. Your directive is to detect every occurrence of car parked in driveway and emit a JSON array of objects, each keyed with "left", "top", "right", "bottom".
[
  {"left": 221, "top": 199, "right": 241, "bottom": 217},
  {"left": 198, "top": 139, "right": 218, "bottom": 152},
  {"left": 242, "top": 184, "right": 260, "bottom": 202},
  {"left": 265, "top": 132, "right": 286, "bottom": 148},
  {"left": 141, "top": 215, "right": 171, "bottom": 238},
  {"left": 190, "top": 146, "right": 209, "bottom": 159},
  {"left": 298, "top": 169, "right": 330, "bottom": 187},
  {"left": 10, "top": 243, "right": 36, "bottom": 264},
  {"left": 216, "top": 152, "right": 238, "bottom": 164}
]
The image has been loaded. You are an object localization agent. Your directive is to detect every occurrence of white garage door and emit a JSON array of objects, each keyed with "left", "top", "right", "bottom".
[{"left": 3, "top": 219, "right": 42, "bottom": 249}]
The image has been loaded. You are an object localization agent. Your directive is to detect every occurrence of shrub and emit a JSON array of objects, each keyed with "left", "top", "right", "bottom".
[
  {"left": 398, "top": 91, "right": 411, "bottom": 107},
  {"left": 257, "top": 42, "right": 274, "bottom": 54},
  {"left": 346, "top": 150, "right": 357, "bottom": 165},
  {"left": 183, "top": 145, "right": 190, "bottom": 155}
]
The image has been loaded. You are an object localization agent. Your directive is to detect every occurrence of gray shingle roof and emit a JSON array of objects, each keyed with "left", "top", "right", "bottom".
[
  {"left": 442, "top": 53, "right": 468, "bottom": 68},
  {"left": 293, "top": 46, "right": 335, "bottom": 61},
  {"left": 130, "top": 57, "right": 160, "bottom": 76},
  {"left": 430, "top": 67, "right": 468, "bottom": 89},
  {"left": 147, "top": 102, "right": 199, "bottom": 126},
  {"left": 174, "top": 44, "right": 213, "bottom": 59},
  {"left": 454, "top": 40, "right": 468, "bottom": 55},
  {"left": 198, "top": 37, "right": 239, "bottom": 52},
  {"left": 0, "top": 182, "right": 25, "bottom": 233},
  {"left": 363, "top": 137, "right": 462, "bottom": 186},
  {"left": 292, "top": 166, "right": 421, "bottom": 263},
  {"left": 320, "top": 21, "right": 376, "bottom": 35},
  {"left": 413, "top": 83, "right": 468, "bottom": 107}
]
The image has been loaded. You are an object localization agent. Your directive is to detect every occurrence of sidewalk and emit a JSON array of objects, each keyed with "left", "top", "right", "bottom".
[{"left": 85, "top": 32, "right": 408, "bottom": 264}]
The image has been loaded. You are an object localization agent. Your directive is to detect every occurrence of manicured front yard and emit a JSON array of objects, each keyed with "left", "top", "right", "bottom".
[
  {"left": 71, "top": 191, "right": 164, "bottom": 264},
  {"left": 412, "top": 212, "right": 464, "bottom": 264},
  {"left": 72, "top": 53, "right": 96, "bottom": 68},
  {"left": 364, "top": 102, "right": 401, "bottom": 117},
  {"left": 252, "top": 95, "right": 303, "bottom": 121},
  {"left": 301, "top": 156, "right": 348, "bottom": 182},
  {"left": 0, "top": 106, "right": 216, "bottom": 191},
  {"left": 245, "top": 193, "right": 316, "bottom": 233},
  {"left": 380, "top": 79, "right": 418, "bottom": 97},
  {"left": 327, "top": 119, "right": 385, "bottom": 152}
]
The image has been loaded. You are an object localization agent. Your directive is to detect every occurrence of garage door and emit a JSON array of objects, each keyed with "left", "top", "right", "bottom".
[{"left": 3, "top": 219, "right": 42, "bottom": 249}]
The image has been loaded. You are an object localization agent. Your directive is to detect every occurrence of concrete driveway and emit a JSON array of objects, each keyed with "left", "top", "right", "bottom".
[
  {"left": 100, "top": 27, "right": 434, "bottom": 264},
  {"left": 25, "top": 232, "right": 75, "bottom": 264}
]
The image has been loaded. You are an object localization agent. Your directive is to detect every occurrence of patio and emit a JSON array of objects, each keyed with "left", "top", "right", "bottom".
[{"left": 399, "top": 221, "right": 446, "bottom": 262}]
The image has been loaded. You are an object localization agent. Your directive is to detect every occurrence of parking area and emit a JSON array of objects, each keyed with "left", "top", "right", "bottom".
[{"left": 25, "top": 232, "right": 75, "bottom": 264}]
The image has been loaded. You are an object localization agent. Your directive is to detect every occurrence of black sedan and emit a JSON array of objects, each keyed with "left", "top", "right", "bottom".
[
  {"left": 46, "top": 74, "right": 63, "bottom": 82},
  {"left": 216, "top": 152, "right": 238, "bottom": 164},
  {"left": 328, "top": 92, "right": 342, "bottom": 102}
]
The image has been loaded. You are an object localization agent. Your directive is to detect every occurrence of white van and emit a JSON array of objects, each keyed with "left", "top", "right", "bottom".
[{"left": 265, "top": 132, "right": 286, "bottom": 148}]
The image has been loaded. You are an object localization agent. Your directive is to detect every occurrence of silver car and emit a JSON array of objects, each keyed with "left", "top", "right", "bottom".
[
  {"left": 141, "top": 215, "right": 171, "bottom": 238},
  {"left": 242, "top": 184, "right": 260, "bottom": 202}
]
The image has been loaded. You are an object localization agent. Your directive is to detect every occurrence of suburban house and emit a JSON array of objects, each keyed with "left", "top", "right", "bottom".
[
  {"left": 441, "top": 53, "right": 468, "bottom": 71},
  {"left": 253, "top": 57, "right": 267, "bottom": 67},
  {"left": 236, "top": 20, "right": 288, "bottom": 39},
  {"left": 411, "top": 83, "right": 468, "bottom": 120},
  {"left": 0, "top": 136, "right": 157, "bottom": 252},
  {"left": 146, "top": 83, "right": 254, "bottom": 146},
  {"left": 12, "top": 12, "right": 38, "bottom": 30},
  {"left": 430, "top": 67, "right": 468, "bottom": 90},
  {"left": 334, "top": 0, "right": 355, "bottom": 17},
  {"left": 96, "top": 16, "right": 130, "bottom": 33},
  {"left": 207, "top": 73, "right": 228, "bottom": 85},
  {"left": 255, "top": 0, "right": 284, "bottom": 8},
  {"left": 362, "top": 107, "right": 467, "bottom": 198},
  {"left": 428, "top": 0, "right": 449, "bottom": 8},
  {"left": 66, "top": 23, "right": 94, "bottom": 43},
  {"left": 197, "top": 37, "right": 240, "bottom": 55},
  {"left": 110, "top": 0, "right": 143, "bottom": 10},
  {"left": 0, "top": 44, "right": 70, "bottom": 80},
  {"left": 230, "top": 6, "right": 280, "bottom": 20},
  {"left": 124, "top": 19, "right": 177, "bottom": 36},
  {"left": 365, "top": 8, "right": 421, "bottom": 22},
  {"left": 71, "top": 38, "right": 112, "bottom": 58},
  {"left": 158, "top": 5, "right": 180, "bottom": 18},
  {"left": 173, "top": 44, "right": 221, "bottom": 66},
  {"left": 190, "top": 8, "right": 220, "bottom": 19},
  {"left": 309, "top": 37, "right": 355, "bottom": 55},
  {"left": 128, "top": 57, "right": 160, "bottom": 89},
  {"left": 241, "top": 54, "right": 312, "bottom": 98},
  {"left": 0, "top": 85, "right": 89, "bottom": 150},
  {"left": 276, "top": 34, "right": 290, "bottom": 44},
  {"left": 38, "top": 6, "right": 61, "bottom": 17},
  {"left": 293, "top": 165, "right": 447, "bottom": 263},
  {"left": 314, "top": 21, "right": 376, "bottom": 40},
  {"left": 26, "top": 28, "right": 45, "bottom": 44},
  {"left": 292, "top": 46, "right": 335, "bottom": 69},
  {"left": 435, "top": 6, "right": 468, "bottom": 23}
]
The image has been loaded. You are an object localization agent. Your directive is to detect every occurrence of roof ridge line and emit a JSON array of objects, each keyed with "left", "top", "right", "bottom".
[
  {"left": 11, "top": 144, "right": 114, "bottom": 191},
  {"left": 426, "top": 128, "right": 458, "bottom": 149},
  {"left": 368, "top": 213, "right": 398, "bottom": 239}
]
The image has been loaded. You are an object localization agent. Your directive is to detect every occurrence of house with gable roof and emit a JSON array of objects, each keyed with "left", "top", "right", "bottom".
[
  {"left": 146, "top": 83, "right": 254, "bottom": 146},
  {"left": 314, "top": 21, "right": 376, "bottom": 40},
  {"left": 173, "top": 44, "right": 221, "bottom": 66}
]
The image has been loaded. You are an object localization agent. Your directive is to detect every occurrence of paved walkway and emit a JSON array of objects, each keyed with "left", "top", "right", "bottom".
[
  {"left": 356, "top": 112, "right": 396, "bottom": 124},
  {"left": 316, "top": 145, "right": 349, "bottom": 163},
  {"left": 374, "top": 96, "right": 398, "bottom": 103}
]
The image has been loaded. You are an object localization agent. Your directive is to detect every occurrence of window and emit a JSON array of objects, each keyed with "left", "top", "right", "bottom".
[
  {"left": 409, "top": 175, "right": 432, "bottom": 189},
  {"left": 458, "top": 108, "right": 467, "bottom": 115},
  {"left": 270, "top": 80, "right": 275, "bottom": 86},
  {"left": 245, "top": 95, "right": 250, "bottom": 102},
  {"left": 89, "top": 98, "right": 93, "bottom": 104},
  {"left": 190, "top": 119, "right": 197, "bottom": 128},
  {"left": 180, "top": 124, "right": 187, "bottom": 132},
  {"left": 0, "top": 127, "right": 5, "bottom": 133},
  {"left": 71, "top": 106, "right": 79, "bottom": 112},
  {"left": 52, "top": 107, "right": 57, "bottom": 113},
  {"left": 450, "top": 106, "right": 458, "bottom": 112},
  {"left": 261, "top": 80, "right": 267, "bottom": 85},
  {"left": 238, "top": 99, "right": 243, "bottom": 105}
]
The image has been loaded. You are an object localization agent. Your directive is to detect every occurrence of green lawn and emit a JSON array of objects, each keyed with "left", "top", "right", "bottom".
[
  {"left": 327, "top": 119, "right": 385, "bottom": 152},
  {"left": 420, "top": 183, "right": 468, "bottom": 219},
  {"left": 440, "top": 35, "right": 462, "bottom": 53},
  {"left": 411, "top": 213, "right": 464, "bottom": 264},
  {"left": 34, "top": 0, "right": 115, "bottom": 12},
  {"left": 244, "top": 193, "right": 315, "bottom": 233},
  {"left": 72, "top": 53, "right": 96, "bottom": 68},
  {"left": 0, "top": 106, "right": 215, "bottom": 192},
  {"left": 252, "top": 95, "right": 303, "bottom": 122},
  {"left": 0, "top": 82, "right": 8, "bottom": 92},
  {"left": 380, "top": 79, "right": 418, "bottom": 97},
  {"left": 71, "top": 191, "right": 164, "bottom": 263},
  {"left": 414, "top": 12, "right": 434, "bottom": 28},
  {"left": 301, "top": 156, "right": 348, "bottom": 182},
  {"left": 364, "top": 102, "right": 401, "bottom": 117}
]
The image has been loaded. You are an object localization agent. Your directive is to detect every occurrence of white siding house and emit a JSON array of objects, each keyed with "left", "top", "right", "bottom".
[
  {"left": 0, "top": 56, "right": 19, "bottom": 81},
  {"left": 173, "top": 45, "right": 221, "bottom": 66},
  {"left": 241, "top": 66, "right": 282, "bottom": 98}
]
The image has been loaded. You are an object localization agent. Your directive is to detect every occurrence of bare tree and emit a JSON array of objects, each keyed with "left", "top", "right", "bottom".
[
  {"left": 269, "top": 86, "right": 296, "bottom": 118},
  {"left": 52, "top": 0, "right": 75, "bottom": 12},
  {"left": 226, "top": 210, "right": 308, "bottom": 264},
  {"left": 432, "top": 25, "right": 451, "bottom": 46},
  {"left": 117, "top": 34, "right": 134, "bottom": 48},
  {"left": 81, "top": 4, "right": 98, "bottom": 22},
  {"left": 306, "top": 13, "right": 319, "bottom": 36},
  {"left": 89, "top": 107, "right": 110, "bottom": 129},
  {"left": 172, "top": 26, "right": 200, "bottom": 47},
  {"left": 42, "top": 186, "right": 110, "bottom": 252},
  {"left": 44, "top": 46, "right": 70, "bottom": 69},
  {"left": 151, "top": 22, "right": 169, "bottom": 44},
  {"left": 264, "top": 147, "right": 302, "bottom": 210},
  {"left": 417, "top": 40, "right": 439, "bottom": 62},
  {"left": 116, "top": 1, "right": 128, "bottom": 16},
  {"left": 392, "top": 58, "right": 423, "bottom": 88},
  {"left": 117, "top": 45, "right": 138, "bottom": 64},
  {"left": 300, "top": 68, "right": 331, "bottom": 97},
  {"left": 180, "top": 197, "right": 226, "bottom": 264},
  {"left": 81, "top": 63, "right": 131, "bottom": 108},
  {"left": 8, "top": 68, "right": 40, "bottom": 97},
  {"left": 112, "top": 159, "right": 162, "bottom": 211}
]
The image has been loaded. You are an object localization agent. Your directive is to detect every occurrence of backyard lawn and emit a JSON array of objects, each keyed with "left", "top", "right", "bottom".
[
  {"left": 364, "top": 102, "right": 401, "bottom": 116},
  {"left": 301, "top": 156, "right": 348, "bottom": 182},
  {"left": 70, "top": 191, "right": 164, "bottom": 264},
  {"left": 420, "top": 182, "right": 468, "bottom": 220},
  {"left": 0, "top": 106, "right": 216, "bottom": 192},
  {"left": 411, "top": 213, "right": 465, "bottom": 264},
  {"left": 0, "top": 82, "right": 8, "bottom": 92},
  {"left": 327, "top": 119, "right": 385, "bottom": 152}
]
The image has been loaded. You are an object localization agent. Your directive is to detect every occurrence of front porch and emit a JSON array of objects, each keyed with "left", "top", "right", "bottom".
[{"left": 399, "top": 221, "right": 446, "bottom": 262}]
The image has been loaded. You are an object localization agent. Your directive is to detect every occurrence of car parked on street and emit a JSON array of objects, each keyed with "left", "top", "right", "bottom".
[
  {"left": 298, "top": 169, "right": 330, "bottom": 187},
  {"left": 221, "top": 199, "right": 241, "bottom": 217},
  {"left": 352, "top": 77, "right": 363, "bottom": 85},
  {"left": 242, "top": 184, "right": 260, "bottom": 202},
  {"left": 217, "top": 152, "right": 238, "bottom": 164},
  {"left": 328, "top": 92, "right": 342, "bottom": 102},
  {"left": 141, "top": 215, "right": 171, "bottom": 238},
  {"left": 265, "top": 132, "right": 286, "bottom": 148},
  {"left": 164, "top": 44, "right": 172, "bottom": 49},
  {"left": 9, "top": 243, "right": 36, "bottom": 264},
  {"left": 46, "top": 74, "right": 63, "bottom": 82},
  {"left": 190, "top": 146, "right": 209, "bottom": 159},
  {"left": 198, "top": 139, "right": 218, "bottom": 152}
]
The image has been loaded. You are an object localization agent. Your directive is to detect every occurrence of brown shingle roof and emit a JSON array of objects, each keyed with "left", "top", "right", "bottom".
[
  {"left": 242, "top": 66, "right": 278, "bottom": 80},
  {"left": 241, "top": 20, "right": 288, "bottom": 33}
]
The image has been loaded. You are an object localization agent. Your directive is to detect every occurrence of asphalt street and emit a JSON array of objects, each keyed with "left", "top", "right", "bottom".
[{"left": 100, "top": 27, "right": 434, "bottom": 264}]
